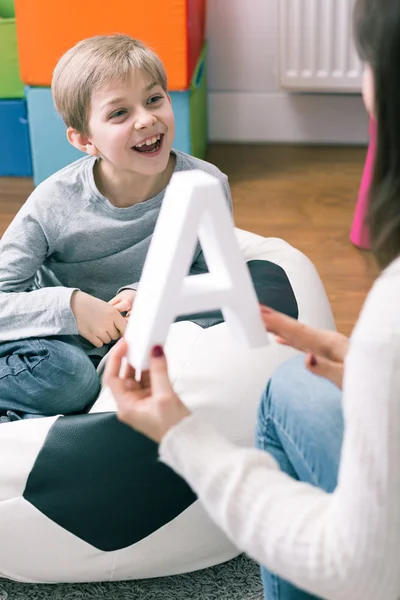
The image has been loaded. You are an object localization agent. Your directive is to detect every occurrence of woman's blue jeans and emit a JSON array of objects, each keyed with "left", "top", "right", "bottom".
[{"left": 256, "top": 355, "right": 344, "bottom": 599}]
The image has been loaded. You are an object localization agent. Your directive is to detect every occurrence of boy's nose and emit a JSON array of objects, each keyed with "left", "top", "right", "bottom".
[{"left": 134, "top": 110, "right": 157, "bottom": 129}]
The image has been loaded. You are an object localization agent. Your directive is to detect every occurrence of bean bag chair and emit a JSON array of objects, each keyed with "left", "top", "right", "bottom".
[{"left": 0, "top": 229, "right": 335, "bottom": 583}]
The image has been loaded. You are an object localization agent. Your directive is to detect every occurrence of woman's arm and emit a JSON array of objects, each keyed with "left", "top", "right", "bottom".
[
  {"left": 159, "top": 269, "right": 400, "bottom": 599},
  {"left": 104, "top": 262, "right": 400, "bottom": 600}
]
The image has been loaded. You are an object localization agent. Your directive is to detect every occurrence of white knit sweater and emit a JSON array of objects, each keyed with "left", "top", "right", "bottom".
[{"left": 160, "top": 256, "right": 400, "bottom": 600}]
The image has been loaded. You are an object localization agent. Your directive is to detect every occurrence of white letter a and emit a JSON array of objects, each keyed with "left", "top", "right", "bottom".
[{"left": 125, "top": 170, "right": 268, "bottom": 374}]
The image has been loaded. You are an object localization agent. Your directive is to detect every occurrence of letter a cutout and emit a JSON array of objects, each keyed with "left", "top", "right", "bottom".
[{"left": 125, "top": 170, "right": 268, "bottom": 376}]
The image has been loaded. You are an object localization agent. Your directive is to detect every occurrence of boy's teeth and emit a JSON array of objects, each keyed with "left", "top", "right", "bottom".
[{"left": 135, "top": 135, "right": 160, "bottom": 148}]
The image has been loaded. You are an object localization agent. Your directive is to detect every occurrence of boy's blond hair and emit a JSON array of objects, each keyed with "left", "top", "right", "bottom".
[{"left": 52, "top": 34, "right": 168, "bottom": 135}]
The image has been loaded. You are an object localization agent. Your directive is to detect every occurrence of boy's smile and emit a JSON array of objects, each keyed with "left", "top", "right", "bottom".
[{"left": 132, "top": 133, "right": 164, "bottom": 156}]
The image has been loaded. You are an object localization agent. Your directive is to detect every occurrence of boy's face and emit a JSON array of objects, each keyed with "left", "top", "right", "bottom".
[{"left": 85, "top": 68, "right": 175, "bottom": 176}]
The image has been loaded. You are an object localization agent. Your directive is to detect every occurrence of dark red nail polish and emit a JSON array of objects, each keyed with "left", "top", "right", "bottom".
[
  {"left": 261, "top": 306, "right": 273, "bottom": 314},
  {"left": 152, "top": 345, "right": 164, "bottom": 358},
  {"left": 310, "top": 354, "right": 318, "bottom": 367}
]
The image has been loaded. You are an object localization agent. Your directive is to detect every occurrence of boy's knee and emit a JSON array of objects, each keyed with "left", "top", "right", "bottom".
[
  {"left": 62, "top": 355, "right": 100, "bottom": 412},
  {"left": 34, "top": 338, "right": 101, "bottom": 415}
]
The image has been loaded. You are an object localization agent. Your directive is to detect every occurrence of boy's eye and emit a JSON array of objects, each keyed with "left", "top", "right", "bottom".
[
  {"left": 110, "top": 109, "right": 127, "bottom": 119},
  {"left": 147, "top": 95, "right": 163, "bottom": 105}
]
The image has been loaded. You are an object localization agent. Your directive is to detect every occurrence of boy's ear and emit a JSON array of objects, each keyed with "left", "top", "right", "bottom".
[{"left": 67, "top": 127, "right": 99, "bottom": 156}]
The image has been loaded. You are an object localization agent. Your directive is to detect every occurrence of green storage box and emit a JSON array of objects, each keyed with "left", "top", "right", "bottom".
[
  {"left": 0, "top": 3, "right": 24, "bottom": 99},
  {"left": 0, "top": 0, "right": 15, "bottom": 18},
  {"left": 171, "top": 44, "right": 208, "bottom": 160}
]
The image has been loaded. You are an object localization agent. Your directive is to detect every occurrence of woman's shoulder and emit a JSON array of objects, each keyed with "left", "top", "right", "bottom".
[{"left": 353, "top": 256, "right": 400, "bottom": 341}]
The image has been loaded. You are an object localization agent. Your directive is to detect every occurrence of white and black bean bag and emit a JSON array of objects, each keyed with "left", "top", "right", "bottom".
[{"left": 0, "top": 229, "right": 335, "bottom": 583}]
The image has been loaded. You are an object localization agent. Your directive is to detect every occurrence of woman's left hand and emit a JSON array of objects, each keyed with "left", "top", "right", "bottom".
[
  {"left": 103, "top": 339, "right": 191, "bottom": 443},
  {"left": 261, "top": 305, "right": 349, "bottom": 389}
]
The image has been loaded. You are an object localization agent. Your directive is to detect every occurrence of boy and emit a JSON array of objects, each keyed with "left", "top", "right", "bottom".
[{"left": 0, "top": 34, "right": 232, "bottom": 422}]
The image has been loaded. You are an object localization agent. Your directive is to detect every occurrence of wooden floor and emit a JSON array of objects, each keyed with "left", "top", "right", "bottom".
[{"left": 0, "top": 144, "right": 377, "bottom": 336}]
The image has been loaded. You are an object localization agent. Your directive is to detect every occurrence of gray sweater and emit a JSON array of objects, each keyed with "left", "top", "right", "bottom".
[{"left": 0, "top": 150, "right": 232, "bottom": 354}]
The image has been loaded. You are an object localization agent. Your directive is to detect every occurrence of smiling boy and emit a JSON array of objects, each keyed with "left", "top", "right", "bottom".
[{"left": 0, "top": 35, "right": 232, "bottom": 422}]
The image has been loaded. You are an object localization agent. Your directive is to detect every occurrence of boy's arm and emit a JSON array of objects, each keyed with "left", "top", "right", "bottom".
[{"left": 0, "top": 211, "right": 79, "bottom": 341}]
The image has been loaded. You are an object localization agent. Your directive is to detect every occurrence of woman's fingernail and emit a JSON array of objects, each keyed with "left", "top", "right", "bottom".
[
  {"left": 261, "top": 306, "right": 273, "bottom": 314},
  {"left": 310, "top": 354, "right": 318, "bottom": 367},
  {"left": 152, "top": 345, "right": 164, "bottom": 358}
]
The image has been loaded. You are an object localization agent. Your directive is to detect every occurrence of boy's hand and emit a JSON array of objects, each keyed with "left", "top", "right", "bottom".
[
  {"left": 71, "top": 290, "right": 128, "bottom": 348},
  {"left": 108, "top": 289, "right": 136, "bottom": 316}
]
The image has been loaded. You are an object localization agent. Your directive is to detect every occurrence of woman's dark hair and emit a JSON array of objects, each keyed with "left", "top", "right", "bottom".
[{"left": 354, "top": 0, "right": 400, "bottom": 268}]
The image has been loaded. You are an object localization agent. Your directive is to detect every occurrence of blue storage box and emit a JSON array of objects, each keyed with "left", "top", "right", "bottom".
[
  {"left": 0, "top": 99, "right": 32, "bottom": 177},
  {"left": 26, "top": 87, "right": 83, "bottom": 186},
  {"left": 26, "top": 46, "right": 207, "bottom": 186}
]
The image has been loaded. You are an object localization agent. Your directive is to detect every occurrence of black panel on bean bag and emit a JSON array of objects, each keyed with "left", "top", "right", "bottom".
[
  {"left": 23, "top": 412, "right": 196, "bottom": 551},
  {"left": 178, "top": 259, "right": 299, "bottom": 328}
]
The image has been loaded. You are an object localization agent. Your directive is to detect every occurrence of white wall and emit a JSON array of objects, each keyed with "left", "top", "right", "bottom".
[{"left": 206, "top": 0, "right": 369, "bottom": 144}]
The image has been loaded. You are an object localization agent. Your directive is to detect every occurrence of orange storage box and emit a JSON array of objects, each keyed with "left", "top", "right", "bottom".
[{"left": 14, "top": 0, "right": 206, "bottom": 90}]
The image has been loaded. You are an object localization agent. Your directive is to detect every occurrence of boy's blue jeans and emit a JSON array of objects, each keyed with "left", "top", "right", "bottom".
[
  {"left": 255, "top": 355, "right": 344, "bottom": 600},
  {"left": 0, "top": 336, "right": 101, "bottom": 418}
]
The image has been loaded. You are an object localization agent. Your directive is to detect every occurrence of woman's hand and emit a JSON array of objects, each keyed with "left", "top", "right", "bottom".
[
  {"left": 103, "top": 339, "right": 191, "bottom": 443},
  {"left": 261, "top": 306, "right": 349, "bottom": 388}
]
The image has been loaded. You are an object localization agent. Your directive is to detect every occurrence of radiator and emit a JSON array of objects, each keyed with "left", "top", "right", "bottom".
[{"left": 278, "top": 0, "right": 363, "bottom": 92}]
